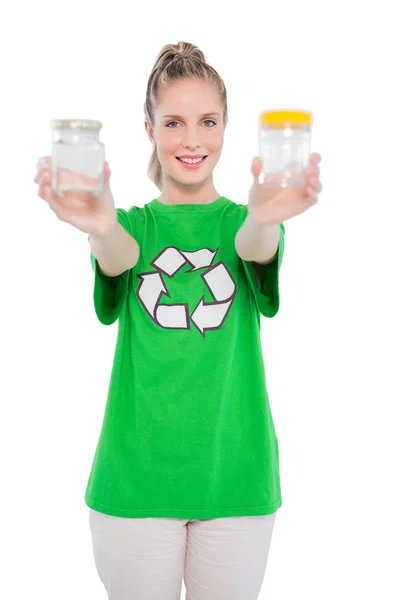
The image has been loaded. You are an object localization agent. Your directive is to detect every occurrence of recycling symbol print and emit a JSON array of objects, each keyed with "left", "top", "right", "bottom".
[{"left": 136, "top": 246, "right": 236, "bottom": 336}]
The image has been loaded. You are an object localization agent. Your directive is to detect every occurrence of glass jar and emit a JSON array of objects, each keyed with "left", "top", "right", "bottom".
[
  {"left": 259, "top": 110, "right": 312, "bottom": 187},
  {"left": 51, "top": 119, "right": 105, "bottom": 196}
]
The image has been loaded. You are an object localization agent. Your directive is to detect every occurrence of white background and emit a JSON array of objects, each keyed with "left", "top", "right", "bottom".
[{"left": 1, "top": 0, "right": 399, "bottom": 598}]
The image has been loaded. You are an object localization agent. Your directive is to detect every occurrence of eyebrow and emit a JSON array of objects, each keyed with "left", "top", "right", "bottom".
[{"left": 161, "top": 112, "right": 220, "bottom": 119}]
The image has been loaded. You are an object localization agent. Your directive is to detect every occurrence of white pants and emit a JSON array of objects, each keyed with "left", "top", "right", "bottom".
[{"left": 89, "top": 508, "right": 277, "bottom": 600}]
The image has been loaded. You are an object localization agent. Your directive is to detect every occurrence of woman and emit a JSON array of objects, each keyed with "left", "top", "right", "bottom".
[{"left": 34, "top": 41, "right": 322, "bottom": 600}]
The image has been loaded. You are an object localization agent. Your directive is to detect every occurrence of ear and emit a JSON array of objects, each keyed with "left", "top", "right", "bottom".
[{"left": 144, "top": 121, "right": 155, "bottom": 145}]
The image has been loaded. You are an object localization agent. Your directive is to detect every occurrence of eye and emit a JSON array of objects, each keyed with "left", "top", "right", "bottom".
[{"left": 165, "top": 119, "right": 217, "bottom": 128}]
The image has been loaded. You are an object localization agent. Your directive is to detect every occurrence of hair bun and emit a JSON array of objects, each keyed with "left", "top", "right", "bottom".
[
  {"left": 172, "top": 50, "right": 189, "bottom": 60},
  {"left": 153, "top": 42, "right": 206, "bottom": 71}
]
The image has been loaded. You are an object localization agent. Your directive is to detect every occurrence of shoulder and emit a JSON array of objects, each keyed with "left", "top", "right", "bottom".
[
  {"left": 223, "top": 200, "right": 286, "bottom": 235},
  {"left": 223, "top": 198, "right": 248, "bottom": 226},
  {"left": 115, "top": 205, "right": 145, "bottom": 238}
]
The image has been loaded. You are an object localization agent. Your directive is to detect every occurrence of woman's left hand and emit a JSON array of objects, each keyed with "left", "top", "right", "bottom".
[{"left": 247, "top": 153, "right": 323, "bottom": 226}]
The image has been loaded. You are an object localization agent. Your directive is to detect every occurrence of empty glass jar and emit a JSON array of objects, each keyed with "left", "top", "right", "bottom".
[
  {"left": 259, "top": 110, "right": 312, "bottom": 187},
  {"left": 51, "top": 119, "right": 105, "bottom": 196}
]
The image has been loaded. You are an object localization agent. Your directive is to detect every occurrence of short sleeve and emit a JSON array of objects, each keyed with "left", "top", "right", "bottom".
[
  {"left": 240, "top": 220, "right": 285, "bottom": 319},
  {"left": 88, "top": 208, "right": 133, "bottom": 326}
]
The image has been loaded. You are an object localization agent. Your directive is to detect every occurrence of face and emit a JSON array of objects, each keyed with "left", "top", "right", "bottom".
[{"left": 145, "top": 79, "right": 226, "bottom": 186}]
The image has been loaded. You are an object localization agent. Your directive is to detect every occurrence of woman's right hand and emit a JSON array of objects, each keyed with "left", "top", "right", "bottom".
[{"left": 34, "top": 157, "right": 118, "bottom": 237}]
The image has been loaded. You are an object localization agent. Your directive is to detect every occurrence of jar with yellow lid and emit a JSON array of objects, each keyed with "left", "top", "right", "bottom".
[
  {"left": 51, "top": 119, "right": 105, "bottom": 196},
  {"left": 259, "top": 110, "right": 312, "bottom": 188}
]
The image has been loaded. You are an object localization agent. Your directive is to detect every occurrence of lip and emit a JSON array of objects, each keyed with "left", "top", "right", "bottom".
[
  {"left": 176, "top": 156, "right": 208, "bottom": 170},
  {"left": 176, "top": 154, "right": 207, "bottom": 159}
]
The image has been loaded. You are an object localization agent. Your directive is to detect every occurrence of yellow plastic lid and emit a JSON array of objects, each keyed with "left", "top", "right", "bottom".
[{"left": 260, "top": 110, "right": 312, "bottom": 126}]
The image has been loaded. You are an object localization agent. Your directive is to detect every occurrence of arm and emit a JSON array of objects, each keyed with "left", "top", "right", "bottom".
[
  {"left": 89, "top": 221, "right": 140, "bottom": 277},
  {"left": 234, "top": 213, "right": 280, "bottom": 264}
]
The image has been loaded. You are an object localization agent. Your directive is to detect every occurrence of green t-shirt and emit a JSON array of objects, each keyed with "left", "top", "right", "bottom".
[{"left": 85, "top": 195, "right": 285, "bottom": 519}]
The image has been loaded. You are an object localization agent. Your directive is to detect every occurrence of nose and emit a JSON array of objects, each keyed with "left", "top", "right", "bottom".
[{"left": 183, "top": 127, "right": 201, "bottom": 150}]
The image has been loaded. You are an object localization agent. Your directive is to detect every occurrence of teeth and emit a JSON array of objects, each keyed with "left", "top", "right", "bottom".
[{"left": 179, "top": 157, "right": 203, "bottom": 164}]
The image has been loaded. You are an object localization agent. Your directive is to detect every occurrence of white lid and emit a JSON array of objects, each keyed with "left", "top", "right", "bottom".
[{"left": 51, "top": 119, "right": 102, "bottom": 130}]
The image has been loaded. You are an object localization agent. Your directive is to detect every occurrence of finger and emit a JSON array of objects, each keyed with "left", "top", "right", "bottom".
[
  {"left": 39, "top": 178, "right": 95, "bottom": 211},
  {"left": 35, "top": 170, "right": 49, "bottom": 185},
  {"left": 36, "top": 156, "right": 49, "bottom": 170},
  {"left": 38, "top": 177, "right": 53, "bottom": 202},
  {"left": 46, "top": 196, "right": 69, "bottom": 220},
  {"left": 35, "top": 166, "right": 48, "bottom": 184},
  {"left": 36, "top": 156, "right": 52, "bottom": 174},
  {"left": 35, "top": 172, "right": 47, "bottom": 190},
  {"left": 103, "top": 161, "right": 112, "bottom": 187},
  {"left": 308, "top": 177, "right": 323, "bottom": 193},
  {"left": 104, "top": 160, "right": 111, "bottom": 178},
  {"left": 310, "top": 153, "right": 322, "bottom": 164},
  {"left": 34, "top": 157, "right": 52, "bottom": 183},
  {"left": 40, "top": 183, "right": 53, "bottom": 203},
  {"left": 307, "top": 164, "right": 320, "bottom": 177},
  {"left": 306, "top": 185, "right": 320, "bottom": 203},
  {"left": 251, "top": 156, "right": 263, "bottom": 181},
  {"left": 262, "top": 161, "right": 300, "bottom": 187},
  {"left": 56, "top": 167, "right": 102, "bottom": 189},
  {"left": 42, "top": 186, "right": 70, "bottom": 220}
]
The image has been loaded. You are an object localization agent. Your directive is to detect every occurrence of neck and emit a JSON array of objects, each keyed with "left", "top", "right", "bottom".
[{"left": 156, "top": 176, "right": 221, "bottom": 206}]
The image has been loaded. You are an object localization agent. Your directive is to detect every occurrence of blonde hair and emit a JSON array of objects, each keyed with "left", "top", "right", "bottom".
[{"left": 144, "top": 41, "right": 228, "bottom": 191}]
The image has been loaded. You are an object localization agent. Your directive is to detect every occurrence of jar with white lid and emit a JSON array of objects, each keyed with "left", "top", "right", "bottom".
[
  {"left": 51, "top": 119, "right": 105, "bottom": 196},
  {"left": 259, "top": 110, "right": 312, "bottom": 188}
]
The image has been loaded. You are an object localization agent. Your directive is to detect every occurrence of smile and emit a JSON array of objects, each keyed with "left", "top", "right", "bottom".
[{"left": 176, "top": 156, "right": 208, "bottom": 169}]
